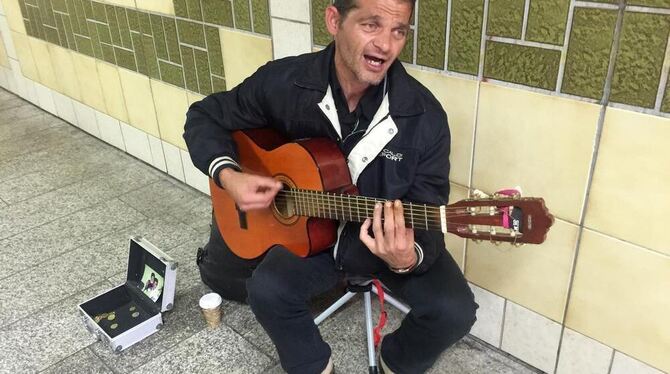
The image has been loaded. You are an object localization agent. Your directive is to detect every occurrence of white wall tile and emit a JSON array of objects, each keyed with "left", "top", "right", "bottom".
[
  {"left": 501, "top": 301, "right": 562, "bottom": 373},
  {"left": 0, "top": 67, "right": 8, "bottom": 89},
  {"left": 148, "top": 134, "right": 167, "bottom": 172},
  {"left": 180, "top": 149, "right": 210, "bottom": 195},
  {"left": 0, "top": 0, "right": 5, "bottom": 15},
  {"left": 556, "top": 328, "right": 613, "bottom": 374},
  {"left": 3, "top": 63, "right": 17, "bottom": 94},
  {"left": 52, "top": 91, "right": 78, "bottom": 126},
  {"left": 95, "top": 111, "right": 125, "bottom": 151},
  {"left": 469, "top": 284, "right": 505, "bottom": 348},
  {"left": 271, "top": 18, "right": 312, "bottom": 59},
  {"left": 0, "top": 16, "right": 17, "bottom": 59},
  {"left": 22, "top": 78, "right": 39, "bottom": 105},
  {"left": 9, "top": 59, "right": 23, "bottom": 96},
  {"left": 34, "top": 83, "right": 57, "bottom": 116},
  {"left": 120, "top": 122, "right": 152, "bottom": 165},
  {"left": 610, "top": 352, "right": 665, "bottom": 374},
  {"left": 162, "top": 141, "right": 184, "bottom": 182},
  {"left": 72, "top": 100, "right": 100, "bottom": 137},
  {"left": 270, "top": 0, "right": 311, "bottom": 23}
]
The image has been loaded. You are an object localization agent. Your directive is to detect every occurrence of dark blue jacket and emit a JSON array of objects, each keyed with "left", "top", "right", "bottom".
[{"left": 184, "top": 43, "right": 451, "bottom": 275}]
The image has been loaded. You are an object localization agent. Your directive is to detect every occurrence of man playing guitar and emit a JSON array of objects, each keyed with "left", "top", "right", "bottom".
[{"left": 184, "top": 0, "right": 478, "bottom": 372}]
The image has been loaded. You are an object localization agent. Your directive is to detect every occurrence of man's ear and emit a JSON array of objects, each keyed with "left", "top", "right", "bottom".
[{"left": 324, "top": 5, "right": 341, "bottom": 36}]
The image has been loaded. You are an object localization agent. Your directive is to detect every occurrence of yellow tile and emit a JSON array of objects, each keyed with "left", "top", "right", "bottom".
[
  {"left": 585, "top": 108, "right": 670, "bottom": 255},
  {"left": 407, "top": 68, "right": 477, "bottom": 187},
  {"left": 103, "top": 0, "right": 136, "bottom": 7},
  {"left": 4, "top": 0, "right": 27, "bottom": 34},
  {"left": 566, "top": 229, "right": 670, "bottom": 373},
  {"left": 473, "top": 83, "right": 600, "bottom": 223},
  {"left": 47, "top": 44, "right": 80, "bottom": 100},
  {"left": 466, "top": 218, "right": 578, "bottom": 322},
  {"left": 151, "top": 79, "right": 189, "bottom": 149},
  {"left": 28, "top": 38, "right": 58, "bottom": 89},
  {"left": 12, "top": 32, "right": 39, "bottom": 81},
  {"left": 134, "top": 0, "right": 174, "bottom": 15},
  {"left": 445, "top": 183, "right": 468, "bottom": 271},
  {"left": 187, "top": 92, "right": 205, "bottom": 107},
  {"left": 221, "top": 29, "right": 272, "bottom": 89},
  {"left": 72, "top": 53, "right": 106, "bottom": 113},
  {"left": 118, "top": 68, "right": 159, "bottom": 137},
  {"left": 96, "top": 60, "right": 128, "bottom": 123},
  {"left": 0, "top": 34, "right": 9, "bottom": 68}
]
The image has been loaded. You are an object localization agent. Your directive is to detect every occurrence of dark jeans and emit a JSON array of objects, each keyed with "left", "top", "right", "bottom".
[{"left": 197, "top": 217, "right": 478, "bottom": 374}]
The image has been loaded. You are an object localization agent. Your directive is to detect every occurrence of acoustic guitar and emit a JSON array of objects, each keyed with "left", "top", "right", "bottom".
[{"left": 210, "top": 129, "right": 554, "bottom": 259}]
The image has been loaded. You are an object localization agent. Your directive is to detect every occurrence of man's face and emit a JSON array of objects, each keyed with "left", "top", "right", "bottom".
[{"left": 328, "top": 0, "right": 412, "bottom": 88}]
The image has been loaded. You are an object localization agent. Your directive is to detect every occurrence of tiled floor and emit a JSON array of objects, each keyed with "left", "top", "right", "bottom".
[{"left": 0, "top": 88, "right": 542, "bottom": 373}]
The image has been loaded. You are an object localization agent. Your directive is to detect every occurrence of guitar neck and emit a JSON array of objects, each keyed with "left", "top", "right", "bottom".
[{"left": 275, "top": 189, "right": 445, "bottom": 232}]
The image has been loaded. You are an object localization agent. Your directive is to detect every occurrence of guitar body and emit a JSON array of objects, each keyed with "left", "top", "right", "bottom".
[{"left": 210, "top": 129, "right": 355, "bottom": 259}]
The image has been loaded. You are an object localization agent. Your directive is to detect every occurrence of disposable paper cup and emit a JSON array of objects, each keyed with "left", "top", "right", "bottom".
[{"left": 199, "top": 293, "right": 222, "bottom": 328}]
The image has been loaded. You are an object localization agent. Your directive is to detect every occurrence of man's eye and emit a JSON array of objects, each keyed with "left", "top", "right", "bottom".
[{"left": 362, "top": 23, "right": 378, "bottom": 31}]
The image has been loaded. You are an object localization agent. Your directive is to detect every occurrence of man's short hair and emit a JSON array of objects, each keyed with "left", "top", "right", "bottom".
[{"left": 332, "top": 0, "right": 416, "bottom": 22}]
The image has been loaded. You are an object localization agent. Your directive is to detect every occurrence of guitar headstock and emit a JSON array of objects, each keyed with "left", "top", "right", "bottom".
[{"left": 445, "top": 193, "right": 554, "bottom": 245}]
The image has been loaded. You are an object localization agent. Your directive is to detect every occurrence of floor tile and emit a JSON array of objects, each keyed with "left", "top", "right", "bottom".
[{"left": 40, "top": 347, "right": 114, "bottom": 374}]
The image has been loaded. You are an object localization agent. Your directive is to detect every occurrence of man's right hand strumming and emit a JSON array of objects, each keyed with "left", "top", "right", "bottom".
[{"left": 218, "top": 168, "right": 283, "bottom": 212}]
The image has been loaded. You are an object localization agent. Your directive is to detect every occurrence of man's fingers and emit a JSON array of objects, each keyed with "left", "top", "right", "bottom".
[
  {"left": 383, "top": 201, "right": 395, "bottom": 247},
  {"left": 359, "top": 218, "right": 376, "bottom": 251},
  {"left": 393, "top": 200, "right": 406, "bottom": 248}
]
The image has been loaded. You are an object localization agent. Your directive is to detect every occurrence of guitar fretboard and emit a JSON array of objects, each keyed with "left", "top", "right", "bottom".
[{"left": 274, "top": 189, "right": 444, "bottom": 232}]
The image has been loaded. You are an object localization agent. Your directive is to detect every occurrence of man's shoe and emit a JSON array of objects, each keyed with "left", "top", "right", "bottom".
[
  {"left": 379, "top": 354, "right": 395, "bottom": 374},
  {"left": 320, "top": 357, "right": 334, "bottom": 374}
]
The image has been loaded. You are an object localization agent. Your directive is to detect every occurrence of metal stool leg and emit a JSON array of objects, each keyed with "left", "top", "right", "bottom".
[
  {"left": 314, "top": 291, "right": 358, "bottom": 325},
  {"left": 364, "top": 291, "right": 378, "bottom": 374}
]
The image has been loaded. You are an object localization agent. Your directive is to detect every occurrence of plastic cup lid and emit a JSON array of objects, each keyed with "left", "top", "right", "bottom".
[{"left": 199, "top": 293, "right": 222, "bottom": 309}]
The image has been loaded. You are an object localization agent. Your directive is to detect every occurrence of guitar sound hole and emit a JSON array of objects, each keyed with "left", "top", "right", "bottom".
[{"left": 274, "top": 185, "right": 295, "bottom": 219}]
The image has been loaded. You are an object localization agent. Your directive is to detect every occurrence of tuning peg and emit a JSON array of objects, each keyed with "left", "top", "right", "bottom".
[
  {"left": 513, "top": 242, "right": 524, "bottom": 248},
  {"left": 471, "top": 189, "right": 490, "bottom": 199}
]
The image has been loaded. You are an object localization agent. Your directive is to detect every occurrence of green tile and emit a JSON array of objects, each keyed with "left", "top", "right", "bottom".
[
  {"left": 233, "top": 0, "right": 251, "bottom": 31},
  {"left": 159, "top": 60, "right": 185, "bottom": 87},
  {"left": 139, "top": 12, "right": 152, "bottom": 35},
  {"left": 131, "top": 32, "right": 147, "bottom": 75},
  {"left": 75, "top": 34, "right": 94, "bottom": 57},
  {"left": 127, "top": 9, "right": 140, "bottom": 32},
  {"left": 45, "top": 26, "right": 60, "bottom": 45},
  {"left": 88, "top": 20, "right": 103, "bottom": 59},
  {"left": 251, "top": 0, "right": 270, "bottom": 35},
  {"left": 163, "top": 17, "right": 182, "bottom": 64},
  {"left": 52, "top": 0, "right": 67, "bottom": 12},
  {"left": 180, "top": 45, "right": 199, "bottom": 92},
  {"left": 150, "top": 14, "right": 168, "bottom": 60},
  {"left": 526, "top": 0, "right": 570, "bottom": 45},
  {"left": 662, "top": 75, "right": 670, "bottom": 111},
  {"left": 116, "top": 7, "right": 132, "bottom": 49},
  {"left": 417, "top": 0, "right": 447, "bottom": 69},
  {"left": 448, "top": 0, "right": 484, "bottom": 75},
  {"left": 18, "top": 0, "right": 28, "bottom": 16},
  {"left": 205, "top": 25, "right": 224, "bottom": 76},
  {"left": 398, "top": 28, "right": 414, "bottom": 64},
  {"left": 628, "top": 0, "right": 670, "bottom": 7},
  {"left": 25, "top": 19, "right": 35, "bottom": 38},
  {"left": 312, "top": 0, "right": 331, "bottom": 45},
  {"left": 96, "top": 22, "right": 111, "bottom": 44},
  {"left": 29, "top": 6, "right": 45, "bottom": 40},
  {"left": 174, "top": 0, "right": 188, "bottom": 18},
  {"left": 561, "top": 8, "right": 617, "bottom": 100},
  {"left": 62, "top": 13, "right": 76, "bottom": 48},
  {"left": 24, "top": 0, "right": 37, "bottom": 6},
  {"left": 91, "top": 1, "right": 106, "bottom": 22},
  {"left": 212, "top": 75, "right": 226, "bottom": 92},
  {"left": 106, "top": 5, "right": 122, "bottom": 46},
  {"left": 73, "top": 0, "right": 88, "bottom": 35},
  {"left": 610, "top": 12, "right": 670, "bottom": 108},
  {"left": 142, "top": 35, "right": 160, "bottom": 79},
  {"left": 487, "top": 0, "right": 524, "bottom": 39},
  {"left": 483, "top": 41, "right": 560, "bottom": 90},
  {"left": 55, "top": 14, "right": 68, "bottom": 47},
  {"left": 177, "top": 19, "right": 205, "bottom": 48},
  {"left": 65, "top": 0, "right": 80, "bottom": 34},
  {"left": 202, "top": 0, "right": 233, "bottom": 27},
  {"left": 38, "top": 0, "right": 56, "bottom": 27},
  {"left": 186, "top": 0, "right": 202, "bottom": 21},
  {"left": 114, "top": 46, "right": 137, "bottom": 71},
  {"left": 82, "top": 0, "right": 94, "bottom": 20},
  {"left": 100, "top": 42, "right": 116, "bottom": 64},
  {"left": 195, "top": 48, "right": 212, "bottom": 94}
]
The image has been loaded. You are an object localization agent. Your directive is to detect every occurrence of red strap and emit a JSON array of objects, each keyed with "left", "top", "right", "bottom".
[{"left": 372, "top": 279, "right": 387, "bottom": 348}]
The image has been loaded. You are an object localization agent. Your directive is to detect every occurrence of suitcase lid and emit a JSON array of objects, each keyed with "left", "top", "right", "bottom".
[{"left": 126, "top": 236, "right": 176, "bottom": 312}]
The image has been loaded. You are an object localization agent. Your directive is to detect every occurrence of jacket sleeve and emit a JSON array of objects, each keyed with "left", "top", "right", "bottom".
[
  {"left": 405, "top": 113, "right": 451, "bottom": 274},
  {"left": 183, "top": 65, "right": 271, "bottom": 185}
]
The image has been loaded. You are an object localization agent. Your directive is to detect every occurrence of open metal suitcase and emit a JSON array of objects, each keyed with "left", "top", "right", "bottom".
[{"left": 77, "top": 236, "right": 177, "bottom": 352}]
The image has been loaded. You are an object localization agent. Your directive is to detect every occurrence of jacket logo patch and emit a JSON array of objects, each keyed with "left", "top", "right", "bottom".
[{"left": 380, "top": 149, "right": 403, "bottom": 162}]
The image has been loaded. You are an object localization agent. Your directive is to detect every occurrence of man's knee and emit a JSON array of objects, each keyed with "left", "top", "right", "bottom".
[
  {"left": 246, "top": 265, "right": 297, "bottom": 314},
  {"left": 418, "top": 290, "right": 478, "bottom": 341}
]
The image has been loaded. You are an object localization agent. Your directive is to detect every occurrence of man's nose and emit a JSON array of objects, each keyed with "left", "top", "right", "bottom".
[{"left": 372, "top": 31, "right": 392, "bottom": 52}]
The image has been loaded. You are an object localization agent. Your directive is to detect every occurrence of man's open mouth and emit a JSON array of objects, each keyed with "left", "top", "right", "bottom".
[{"left": 364, "top": 55, "right": 385, "bottom": 67}]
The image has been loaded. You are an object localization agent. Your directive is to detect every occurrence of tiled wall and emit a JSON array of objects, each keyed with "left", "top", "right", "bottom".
[{"left": 1, "top": 0, "right": 669, "bottom": 373}]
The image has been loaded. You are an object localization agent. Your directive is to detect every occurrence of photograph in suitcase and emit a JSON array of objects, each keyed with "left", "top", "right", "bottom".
[{"left": 78, "top": 236, "right": 177, "bottom": 352}]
